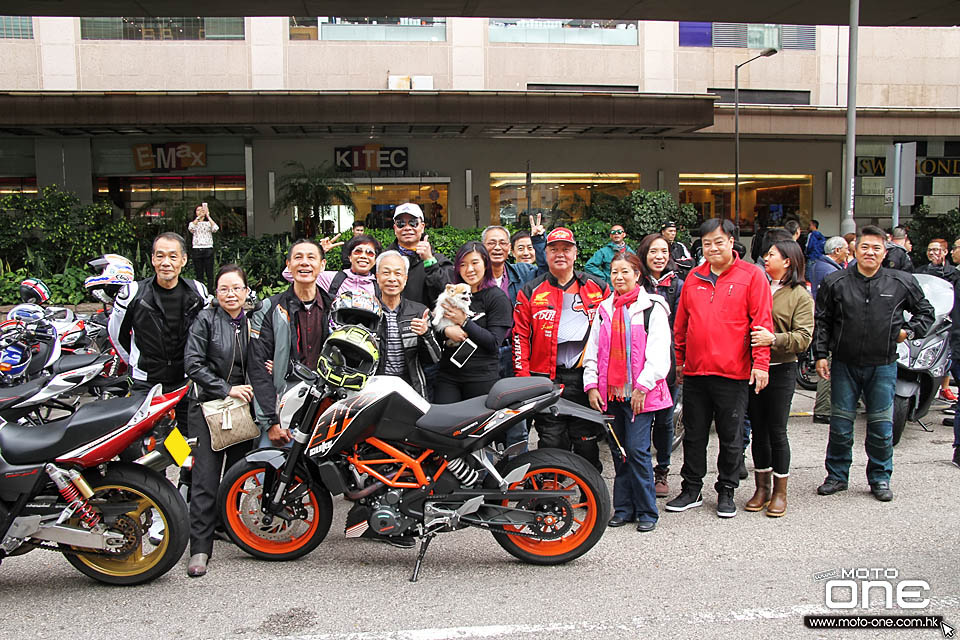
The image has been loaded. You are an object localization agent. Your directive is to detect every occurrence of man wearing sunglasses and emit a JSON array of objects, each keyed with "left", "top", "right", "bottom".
[
  {"left": 383, "top": 203, "right": 453, "bottom": 308},
  {"left": 585, "top": 224, "right": 635, "bottom": 285}
]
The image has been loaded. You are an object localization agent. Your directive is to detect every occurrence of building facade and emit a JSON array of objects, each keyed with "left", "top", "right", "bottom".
[{"left": 1, "top": 16, "right": 959, "bottom": 236}]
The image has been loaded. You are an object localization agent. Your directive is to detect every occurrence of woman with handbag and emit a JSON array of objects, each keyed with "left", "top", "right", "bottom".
[{"left": 183, "top": 264, "right": 258, "bottom": 577}]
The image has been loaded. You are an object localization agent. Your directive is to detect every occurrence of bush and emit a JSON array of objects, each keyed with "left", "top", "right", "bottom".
[
  {"left": 906, "top": 204, "right": 960, "bottom": 265},
  {"left": 587, "top": 188, "right": 697, "bottom": 245}
]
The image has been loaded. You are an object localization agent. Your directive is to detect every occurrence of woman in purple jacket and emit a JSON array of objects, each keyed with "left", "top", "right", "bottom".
[{"left": 583, "top": 253, "right": 672, "bottom": 533}]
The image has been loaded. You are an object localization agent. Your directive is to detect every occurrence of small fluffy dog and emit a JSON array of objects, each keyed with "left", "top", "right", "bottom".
[{"left": 432, "top": 283, "right": 474, "bottom": 341}]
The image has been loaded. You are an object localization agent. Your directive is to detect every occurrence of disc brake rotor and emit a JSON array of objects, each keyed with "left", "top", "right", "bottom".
[
  {"left": 102, "top": 514, "right": 140, "bottom": 556},
  {"left": 515, "top": 496, "right": 574, "bottom": 540},
  {"left": 237, "top": 481, "right": 313, "bottom": 542}
]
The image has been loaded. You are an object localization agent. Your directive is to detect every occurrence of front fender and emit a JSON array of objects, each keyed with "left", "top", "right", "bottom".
[
  {"left": 895, "top": 379, "right": 921, "bottom": 399},
  {"left": 244, "top": 447, "right": 289, "bottom": 470},
  {"left": 243, "top": 447, "right": 346, "bottom": 496}
]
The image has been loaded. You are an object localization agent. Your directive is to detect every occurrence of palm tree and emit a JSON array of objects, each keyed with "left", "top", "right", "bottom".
[{"left": 272, "top": 161, "right": 356, "bottom": 237}]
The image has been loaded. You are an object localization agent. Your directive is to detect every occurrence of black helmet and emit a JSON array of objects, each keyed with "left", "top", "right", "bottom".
[
  {"left": 316, "top": 326, "right": 380, "bottom": 390},
  {"left": 328, "top": 291, "right": 383, "bottom": 334}
]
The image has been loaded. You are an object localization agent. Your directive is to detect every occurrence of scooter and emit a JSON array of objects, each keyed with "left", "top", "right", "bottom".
[{"left": 893, "top": 273, "right": 955, "bottom": 445}]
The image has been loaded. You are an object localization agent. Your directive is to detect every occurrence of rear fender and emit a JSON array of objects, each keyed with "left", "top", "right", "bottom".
[{"left": 538, "top": 397, "right": 608, "bottom": 427}]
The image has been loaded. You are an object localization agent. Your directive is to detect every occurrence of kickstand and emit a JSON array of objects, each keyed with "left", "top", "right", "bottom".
[
  {"left": 918, "top": 418, "right": 933, "bottom": 433},
  {"left": 409, "top": 534, "right": 434, "bottom": 583}
]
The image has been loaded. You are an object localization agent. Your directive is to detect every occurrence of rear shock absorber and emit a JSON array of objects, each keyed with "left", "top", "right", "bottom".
[
  {"left": 45, "top": 464, "right": 100, "bottom": 529},
  {"left": 445, "top": 458, "right": 480, "bottom": 487}
]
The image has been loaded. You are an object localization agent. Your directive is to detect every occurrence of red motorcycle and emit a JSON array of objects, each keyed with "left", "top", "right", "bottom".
[{"left": 0, "top": 384, "right": 192, "bottom": 585}]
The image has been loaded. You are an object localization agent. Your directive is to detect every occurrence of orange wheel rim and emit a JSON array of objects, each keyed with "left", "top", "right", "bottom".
[
  {"left": 500, "top": 467, "right": 597, "bottom": 556},
  {"left": 225, "top": 468, "right": 320, "bottom": 554}
]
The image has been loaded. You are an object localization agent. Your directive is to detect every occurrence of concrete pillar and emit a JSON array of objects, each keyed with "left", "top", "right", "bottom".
[
  {"left": 249, "top": 17, "right": 286, "bottom": 90},
  {"left": 36, "top": 17, "right": 78, "bottom": 90},
  {"left": 450, "top": 18, "right": 485, "bottom": 90},
  {"left": 35, "top": 138, "right": 93, "bottom": 202},
  {"left": 641, "top": 21, "right": 676, "bottom": 93}
]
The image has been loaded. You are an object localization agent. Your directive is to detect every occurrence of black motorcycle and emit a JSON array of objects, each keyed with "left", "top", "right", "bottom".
[{"left": 218, "top": 367, "right": 611, "bottom": 581}]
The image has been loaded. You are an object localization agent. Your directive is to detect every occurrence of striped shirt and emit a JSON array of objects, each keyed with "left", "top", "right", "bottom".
[{"left": 383, "top": 307, "right": 407, "bottom": 378}]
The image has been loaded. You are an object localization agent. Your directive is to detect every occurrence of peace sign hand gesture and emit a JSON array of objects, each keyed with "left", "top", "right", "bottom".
[
  {"left": 529, "top": 213, "right": 545, "bottom": 237},
  {"left": 318, "top": 233, "right": 344, "bottom": 254}
]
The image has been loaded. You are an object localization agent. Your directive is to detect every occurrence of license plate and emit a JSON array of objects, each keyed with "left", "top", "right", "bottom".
[{"left": 163, "top": 427, "right": 192, "bottom": 467}]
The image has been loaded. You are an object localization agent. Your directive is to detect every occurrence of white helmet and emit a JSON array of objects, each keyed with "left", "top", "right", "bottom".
[{"left": 85, "top": 254, "right": 135, "bottom": 303}]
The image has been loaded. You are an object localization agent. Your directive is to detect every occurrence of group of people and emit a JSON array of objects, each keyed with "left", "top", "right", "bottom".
[{"left": 107, "top": 199, "right": 942, "bottom": 579}]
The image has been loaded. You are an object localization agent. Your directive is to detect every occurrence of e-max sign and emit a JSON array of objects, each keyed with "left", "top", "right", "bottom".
[{"left": 335, "top": 145, "right": 408, "bottom": 171}]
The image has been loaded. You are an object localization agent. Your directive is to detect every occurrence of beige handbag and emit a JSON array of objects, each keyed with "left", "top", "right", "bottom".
[
  {"left": 201, "top": 396, "right": 258, "bottom": 451},
  {"left": 201, "top": 321, "right": 259, "bottom": 451}
]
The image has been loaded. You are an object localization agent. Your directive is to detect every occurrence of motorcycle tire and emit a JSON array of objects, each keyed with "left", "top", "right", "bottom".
[
  {"left": 486, "top": 448, "right": 611, "bottom": 566},
  {"left": 62, "top": 463, "right": 188, "bottom": 586},
  {"left": 796, "top": 355, "right": 819, "bottom": 391},
  {"left": 671, "top": 387, "right": 684, "bottom": 452},
  {"left": 892, "top": 395, "right": 911, "bottom": 446},
  {"left": 218, "top": 459, "right": 332, "bottom": 561}
]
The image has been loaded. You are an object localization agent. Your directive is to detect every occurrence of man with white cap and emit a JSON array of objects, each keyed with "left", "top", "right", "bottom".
[{"left": 383, "top": 202, "right": 453, "bottom": 308}]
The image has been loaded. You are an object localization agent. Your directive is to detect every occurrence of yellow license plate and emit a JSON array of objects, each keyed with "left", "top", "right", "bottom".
[{"left": 163, "top": 427, "right": 192, "bottom": 467}]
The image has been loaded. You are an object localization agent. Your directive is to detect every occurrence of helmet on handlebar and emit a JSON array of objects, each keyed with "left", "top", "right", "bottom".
[
  {"left": 19, "top": 278, "right": 50, "bottom": 305},
  {"left": 6, "top": 303, "right": 45, "bottom": 323},
  {"left": 316, "top": 325, "right": 380, "bottom": 391},
  {"left": 85, "top": 254, "right": 135, "bottom": 303},
  {"left": 0, "top": 319, "right": 31, "bottom": 384},
  {"left": 328, "top": 291, "right": 383, "bottom": 334}
]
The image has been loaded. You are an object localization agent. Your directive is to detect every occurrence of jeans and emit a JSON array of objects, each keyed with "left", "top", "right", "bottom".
[
  {"left": 434, "top": 377, "right": 496, "bottom": 404},
  {"left": 609, "top": 402, "right": 657, "bottom": 524},
  {"left": 814, "top": 357, "right": 833, "bottom": 417},
  {"left": 651, "top": 385, "right": 676, "bottom": 471},
  {"left": 747, "top": 362, "right": 797, "bottom": 475},
  {"left": 679, "top": 375, "right": 747, "bottom": 493},
  {"left": 826, "top": 360, "right": 896, "bottom": 485},
  {"left": 534, "top": 367, "right": 601, "bottom": 472},
  {"left": 951, "top": 361, "right": 960, "bottom": 450},
  {"left": 499, "top": 345, "right": 528, "bottom": 452}
]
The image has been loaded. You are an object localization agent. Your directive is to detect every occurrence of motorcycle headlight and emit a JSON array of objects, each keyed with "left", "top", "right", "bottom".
[
  {"left": 896, "top": 342, "right": 910, "bottom": 366},
  {"left": 914, "top": 340, "right": 944, "bottom": 369}
]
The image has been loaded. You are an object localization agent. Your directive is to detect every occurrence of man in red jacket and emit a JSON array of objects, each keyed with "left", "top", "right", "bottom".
[
  {"left": 513, "top": 227, "right": 610, "bottom": 470},
  {"left": 666, "top": 218, "right": 773, "bottom": 518}
]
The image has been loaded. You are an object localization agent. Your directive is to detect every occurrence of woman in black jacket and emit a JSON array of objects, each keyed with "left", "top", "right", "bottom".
[
  {"left": 434, "top": 242, "right": 513, "bottom": 403},
  {"left": 183, "top": 264, "right": 256, "bottom": 577}
]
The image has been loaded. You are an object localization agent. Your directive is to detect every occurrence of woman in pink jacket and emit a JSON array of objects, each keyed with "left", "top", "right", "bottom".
[{"left": 583, "top": 253, "right": 672, "bottom": 532}]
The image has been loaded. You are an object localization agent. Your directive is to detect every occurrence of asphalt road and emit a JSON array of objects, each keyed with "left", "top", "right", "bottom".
[{"left": 2, "top": 386, "right": 958, "bottom": 640}]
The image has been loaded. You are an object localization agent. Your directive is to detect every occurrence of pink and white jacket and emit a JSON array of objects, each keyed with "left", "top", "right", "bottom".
[{"left": 582, "top": 288, "right": 673, "bottom": 413}]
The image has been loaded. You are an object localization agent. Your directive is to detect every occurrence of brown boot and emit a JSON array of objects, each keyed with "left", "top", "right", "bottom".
[
  {"left": 766, "top": 474, "right": 788, "bottom": 517},
  {"left": 744, "top": 470, "right": 772, "bottom": 512}
]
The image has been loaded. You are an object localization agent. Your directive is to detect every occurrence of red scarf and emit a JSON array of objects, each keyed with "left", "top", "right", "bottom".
[{"left": 607, "top": 286, "right": 640, "bottom": 401}]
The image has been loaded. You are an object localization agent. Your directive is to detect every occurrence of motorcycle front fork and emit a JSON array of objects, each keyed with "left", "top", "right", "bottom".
[{"left": 261, "top": 428, "right": 310, "bottom": 524}]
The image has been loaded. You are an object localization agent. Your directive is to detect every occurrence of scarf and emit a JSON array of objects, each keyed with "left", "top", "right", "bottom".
[{"left": 607, "top": 286, "right": 640, "bottom": 401}]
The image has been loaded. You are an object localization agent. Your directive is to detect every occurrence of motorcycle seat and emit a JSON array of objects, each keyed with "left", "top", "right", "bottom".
[
  {"left": 50, "top": 352, "right": 104, "bottom": 374},
  {"left": 0, "top": 375, "right": 51, "bottom": 411},
  {"left": 485, "top": 376, "right": 554, "bottom": 410},
  {"left": 0, "top": 394, "right": 144, "bottom": 465},
  {"left": 415, "top": 396, "right": 495, "bottom": 438}
]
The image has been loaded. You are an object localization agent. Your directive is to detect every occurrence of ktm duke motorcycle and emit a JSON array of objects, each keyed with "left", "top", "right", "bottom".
[
  {"left": 0, "top": 384, "right": 192, "bottom": 585},
  {"left": 219, "top": 367, "right": 611, "bottom": 581}
]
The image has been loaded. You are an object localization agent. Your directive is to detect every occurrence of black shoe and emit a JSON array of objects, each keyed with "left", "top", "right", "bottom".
[
  {"left": 378, "top": 535, "right": 416, "bottom": 549},
  {"left": 944, "top": 417, "right": 955, "bottom": 426},
  {"left": 953, "top": 448, "right": 960, "bottom": 469},
  {"left": 870, "top": 481, "right": 893, "bottom": 502},
  {"left": 817, "top": 478, "right": 848, "bottom": 495},
  {"left": 608, "top": 516, "right": 632, "bottom": 528},
  {"left": 738, "top": 455, "right": 748, "bottom": 480},
  {"left": 813, "top": 414, "right": 831, "bottom": 425},
  {"left": 636, "top": 520, "right": 656, "bottom": 533},
  {"left": 717, "top": 488, "right": 737, "bottom": 518},
  {"left": 665, "top": 488, "right": 703, "bottom": 512}
]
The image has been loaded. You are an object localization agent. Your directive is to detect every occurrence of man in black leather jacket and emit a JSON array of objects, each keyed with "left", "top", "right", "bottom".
[{"left": 813, "top": 225, "right": 934, "bottom": 502}]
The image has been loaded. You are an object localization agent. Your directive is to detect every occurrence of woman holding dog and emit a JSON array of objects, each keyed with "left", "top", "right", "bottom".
[
  {"left": 433, "top": 241, "right": 513, "bottom": 404},
  {"left": 582, "top": 253, "right": 672, "bottom": 533}
]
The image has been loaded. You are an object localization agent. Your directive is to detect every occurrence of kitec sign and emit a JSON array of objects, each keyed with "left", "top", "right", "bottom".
[
  {"left": 335, "top": 145, "right": 408, "bottom": 171},
  {"left": 133, "top": 143, "right": 207, "bottom": 172}
]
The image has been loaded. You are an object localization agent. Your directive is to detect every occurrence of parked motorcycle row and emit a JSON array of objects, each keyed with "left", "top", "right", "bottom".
[{"left": 0, "top": 257, "right": 947, "bottom": 587}]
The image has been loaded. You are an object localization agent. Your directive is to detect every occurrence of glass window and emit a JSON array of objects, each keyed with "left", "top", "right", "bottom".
[
  {"left": 0, "top": 177, "right": 37, "bottom": 195},
  {"left": 0, "top": 16, "right": 33, "bottom": 39},
  {"left": 345, "top": 181, "right": 449, "bottom": 231},
  {"left": 678, "top": 173, "right": 814, "bottom": 233},
  {"left": 747, "top": 24, "right": 780, "bottom": 50},
  {"left": 80, "top": 17, "right": 244, "bottom": 40},
  {"left": 290, "top": 17, "right": 446, "bottom": 42},
  {"left": 489, "top": 172, "right": 641, "bottom": 226},
  {"left": 489, "top": 18, "right": 637, "bottom": 46},
  {"left": 678, "top": 22, "right": 711, "bottom": 47}
]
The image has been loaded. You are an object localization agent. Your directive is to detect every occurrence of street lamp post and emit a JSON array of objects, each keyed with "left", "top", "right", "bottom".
[{"left": 734, "top": 47, "right": 778, "bottom": 236}]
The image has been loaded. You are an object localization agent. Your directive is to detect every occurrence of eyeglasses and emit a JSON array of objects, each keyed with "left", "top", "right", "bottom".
[
  {"left": 610, "top": 229, "right": 625, "bottom": 235},
  {"left": 394, "top": 218, "right": 420, "bottom": 228},
  {"left": 928, "top": 248, "right": 944, "bottom": 253},
  {"left": 352, "top": 247, "right": 377, "bottom": 256},
  {"left": 485, "top": 240, "right": 511, "bottom": 247},
  {"left": 217, "top": 286, "right": 247, "bottom": 295}
]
